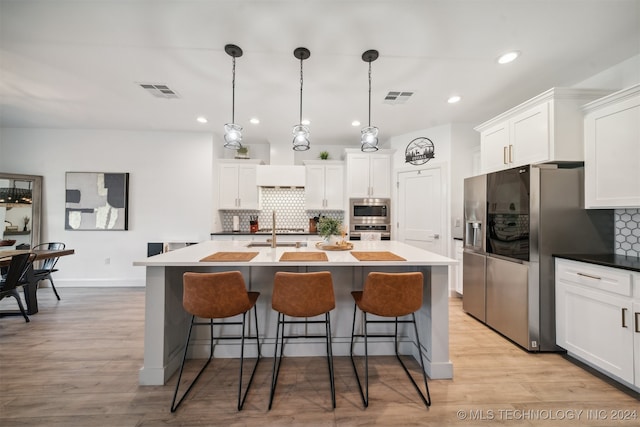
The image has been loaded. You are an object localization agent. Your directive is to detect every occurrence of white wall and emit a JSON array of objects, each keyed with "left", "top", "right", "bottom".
[
  {"left": 573, "top": 54, "right": 640, "bottom": 90},
  {"left": 388, "top": 123, "right": 480, "bottom": 242},
  {"left": 0, "top": 128, "right": 214, "bottom": 287}
]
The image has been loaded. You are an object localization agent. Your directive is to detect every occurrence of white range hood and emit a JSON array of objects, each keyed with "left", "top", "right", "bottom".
[{"left": 256, "top": 165, "right": 305, "bottom": 187}]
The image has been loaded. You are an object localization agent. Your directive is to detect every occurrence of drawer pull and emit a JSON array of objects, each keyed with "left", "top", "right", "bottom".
[
  {"left": 577, "top": 272, "right": 601, "bottom": 280},
  {"left": 635, "top": 312, "right": 640, "bottom": 333},
  {"left": 622, "top": 308, "right": 628, "bottom": 328}
]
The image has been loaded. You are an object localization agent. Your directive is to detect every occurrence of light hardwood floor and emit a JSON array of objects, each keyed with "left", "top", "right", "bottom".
[{"left": 0, "top": 287, "right": 638, "bottom": 426}]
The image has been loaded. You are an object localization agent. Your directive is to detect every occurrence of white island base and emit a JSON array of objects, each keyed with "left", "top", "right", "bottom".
[{"left": 134, "top": 240, "right": 456, "bottom": 386}]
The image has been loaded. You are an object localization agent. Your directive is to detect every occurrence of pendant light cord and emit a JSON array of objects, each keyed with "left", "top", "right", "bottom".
[
  {"left": 231, "top": 55, "right": 236, "bottom": 124},
  {"left": 367, "top": 60, "right": 372, "bottom": 127},
  {"left": 299, "top": 57, "right": 304, "bottom": 125}
]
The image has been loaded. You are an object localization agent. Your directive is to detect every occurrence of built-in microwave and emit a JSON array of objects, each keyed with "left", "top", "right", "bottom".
[{"left": 349, "top": 198, "right": 391, "bottom": 240}]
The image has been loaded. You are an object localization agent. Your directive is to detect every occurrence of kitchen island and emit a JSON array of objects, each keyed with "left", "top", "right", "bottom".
[{"left": 133, "top": 240, "right": 457, "bottom": 386}]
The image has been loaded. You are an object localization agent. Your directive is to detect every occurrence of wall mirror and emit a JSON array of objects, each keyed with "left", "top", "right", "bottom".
[{"left": 0, "top": 172, "right": 42, "bottom": 252}]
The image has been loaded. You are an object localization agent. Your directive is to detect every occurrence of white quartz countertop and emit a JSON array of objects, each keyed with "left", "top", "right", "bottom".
[{"left": 133, "top": 240, "right": 457, "bottom": 267}]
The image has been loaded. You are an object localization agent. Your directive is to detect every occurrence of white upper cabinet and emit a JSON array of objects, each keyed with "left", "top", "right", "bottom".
[
  {"left": 583, "top": 84, "right": 640, "bottom": 208},
  {"left": 218, "top": 159, "right": 263, "bottom": 210},
  {"left": 345, "top": 150, "right": 392, "bottom": 198},
  {"left": 475, "top": 88, "right": 611, "bottom": 174},
  {"left": 303, "top": 161, "right": 344, "bottom": 210}
]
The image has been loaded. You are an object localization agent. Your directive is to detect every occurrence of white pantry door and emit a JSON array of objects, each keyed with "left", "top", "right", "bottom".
[{"left": 397, "top": 166, "right": 445, "bottom": 255}]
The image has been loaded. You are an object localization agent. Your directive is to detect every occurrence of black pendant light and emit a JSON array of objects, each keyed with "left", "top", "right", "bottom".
[
  {"left": 292, "top": 47, "right": 311, "bottom": 151},
  {"left": 361, "top": 49, "right": 379, "bottom": 152},
  {"left": 223, "top": 44, "right": 243, "bottom": 150}
]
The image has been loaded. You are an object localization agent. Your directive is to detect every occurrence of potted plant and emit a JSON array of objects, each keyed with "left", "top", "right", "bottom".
[
  {"left": 319, "top": 151, "right": 330, "bottom": 160},
  {"left": 317, "top": 217, "right": 343, "bottom": 244},
  {"left": 235, "top": 145, "right": 249, "bottom": 159}
]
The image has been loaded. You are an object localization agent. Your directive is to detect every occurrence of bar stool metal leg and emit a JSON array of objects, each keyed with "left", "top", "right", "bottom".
[
  {"left": 268, "top": 312, "right": 285, "bottom": 410},
  {"left": 237, "top": 306, "right": 262, "bottom": 410},
  {"left": 350, "top": 306, "right": 369, "bottom": 407},
  {"left": 170, "top": 316, "right": 214, "bottom": 412},
  {"left": 350, "top": 311, "right": 432, "bottom": 408},
  {"left": 325, "top": 312, "right": 336, "bottom": 408},
  {"left": 393, "top": 314, "right": 431, "bottom": 407},
  {"left": 269, "top": 312, "right": 336, "bottom": 410},
  {"left": 171, "top": 308, "right": 262, "bottom": 412}
]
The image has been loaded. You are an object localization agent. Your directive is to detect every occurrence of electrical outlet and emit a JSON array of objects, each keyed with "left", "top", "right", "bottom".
[
  {"left": 455, "top": 218, "right": 461, "bottom": 227},
  {"left": 105, "top": 257, "right": 110, "bottom": 265},
  {"left": 531, "top": 340, "right": 537, "bottom": 348}
]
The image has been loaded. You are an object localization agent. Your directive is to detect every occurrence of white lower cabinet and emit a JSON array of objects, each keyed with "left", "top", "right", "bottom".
[{"left": 555, "top": 258, "right": 639, "bottom": 390}]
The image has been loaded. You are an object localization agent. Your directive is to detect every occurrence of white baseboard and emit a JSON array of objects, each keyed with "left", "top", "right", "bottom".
[{"left": 48, "top": 278, "right": 146, "bottom": 288}]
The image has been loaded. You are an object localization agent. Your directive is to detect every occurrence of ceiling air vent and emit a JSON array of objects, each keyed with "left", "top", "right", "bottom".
[
  {"left": 384, "top": 91, "right": 414, "bottom": 105},
  {"left": 138, "top": 83, "right": 180, "bottom": 99}
]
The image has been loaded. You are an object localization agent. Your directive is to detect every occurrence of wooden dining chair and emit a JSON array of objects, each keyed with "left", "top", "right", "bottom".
[{"left": 0, "top": 252, "right": 37, "bottom": 322}]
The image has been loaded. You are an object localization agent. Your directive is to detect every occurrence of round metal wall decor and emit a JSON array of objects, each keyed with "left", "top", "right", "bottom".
[{"left": 405, "top": 137, "right": 435, "bottom": 165}]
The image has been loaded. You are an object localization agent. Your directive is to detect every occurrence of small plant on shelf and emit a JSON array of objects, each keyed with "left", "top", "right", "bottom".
[
  {"left": 235, "top": 145, "right": 249, "bottom": 159},
  {"left": 319, "top": 151, "right": 330, "bottom": 160}
]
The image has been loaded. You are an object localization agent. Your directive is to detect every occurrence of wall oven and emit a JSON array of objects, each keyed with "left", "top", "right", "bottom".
[{"left": 349, "top": 198, "right": 391, "bottom": 240}]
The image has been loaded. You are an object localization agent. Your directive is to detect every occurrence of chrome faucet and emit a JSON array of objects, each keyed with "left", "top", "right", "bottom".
[{"left": 271, "top": 210, "right": 277, "bottom": 248}]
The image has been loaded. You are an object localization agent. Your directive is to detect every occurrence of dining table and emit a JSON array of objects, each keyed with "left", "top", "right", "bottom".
[{"left": 0, "top": 248, "right": 75, "bottom": 314}]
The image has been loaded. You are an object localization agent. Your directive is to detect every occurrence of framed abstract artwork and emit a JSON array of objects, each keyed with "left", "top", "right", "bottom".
[{"left": 65, "top": 172, "right": 129, "bottom": 231}]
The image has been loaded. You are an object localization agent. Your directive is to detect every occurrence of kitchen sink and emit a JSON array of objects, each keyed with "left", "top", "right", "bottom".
[{"left": 246, "top": 241, "right": 307, "bottom": 248}]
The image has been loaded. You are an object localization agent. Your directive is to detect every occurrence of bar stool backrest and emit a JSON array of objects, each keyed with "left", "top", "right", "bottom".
[
  {"left": 272, "top": 271, "right": 335, "bottom": 317},
  {"left": 360, "top": 272, "right": 424, "bottom": 317},
  {"left": 183, "top": 271, "right": 252, "bottom": 319}
]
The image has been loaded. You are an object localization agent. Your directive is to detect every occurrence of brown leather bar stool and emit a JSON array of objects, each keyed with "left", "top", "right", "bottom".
[
  {"left": 170, "top": 271, "right": 261, "bottom": 412},
  {"left": 269, "top": 271, "right": 336, "bottom": 410},
  {"left": 350, "top": 271, "right": 431, "bottom": 408}
]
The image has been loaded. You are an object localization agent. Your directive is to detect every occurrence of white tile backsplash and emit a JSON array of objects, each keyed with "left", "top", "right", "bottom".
[{"left": 220, "top": 187, "right": 343, "bottom": 232}]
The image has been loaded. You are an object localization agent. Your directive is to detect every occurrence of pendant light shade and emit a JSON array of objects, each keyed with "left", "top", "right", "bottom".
[
  {"left": 223, "top": 44, "right": 243, "bottom": 150},
  {"left": 361, "top": 49, "right": 379, "bottom": 152},
  {"left": 292, "top": 47, "right": 311, "bottom": 151}
]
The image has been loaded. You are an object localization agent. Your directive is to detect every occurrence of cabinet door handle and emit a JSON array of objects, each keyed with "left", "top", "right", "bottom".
[
  {"left": 622, "top": 308, "right": 628, "bottom": 328},
  {"left": 508, "top": 144, "right": 513, "bottom": 163},
  {"left": 503, "top": 146, "right": 508, "bottom": 164},
  {"left": 577, "top": 272, "right": 601, "bottom": 280},
  {"left": 635, "top": 312, "right": 640, "bottom": 333}
]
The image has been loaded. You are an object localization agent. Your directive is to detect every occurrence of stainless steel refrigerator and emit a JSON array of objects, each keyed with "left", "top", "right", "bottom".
[{"left": 463, "top": 164, "right": 613, "bottom": 351}]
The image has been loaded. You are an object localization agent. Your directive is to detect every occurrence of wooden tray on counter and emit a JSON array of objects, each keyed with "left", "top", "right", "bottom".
[
  {"left": 200, "top": 252, "right": 259, "bottom": 262},
  {"left": 350, "top": 251, "right": 406, "bottom": 261},
  {"left": 315, "top": 241, "right": 353, "bottom": 251},
  {"left": 280, "top": 252, "right": 328, "bottom": 262}
]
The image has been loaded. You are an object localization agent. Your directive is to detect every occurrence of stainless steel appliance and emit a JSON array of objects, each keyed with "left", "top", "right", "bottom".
[
  {"left": 463, "top": 164, "right": 613, "bottom": 351},
  {"left": 349, "top": 198, "right": 391, "bottom": 240},
  {"left": 462, "top": 175, "right": 487, "bottom": 322}
]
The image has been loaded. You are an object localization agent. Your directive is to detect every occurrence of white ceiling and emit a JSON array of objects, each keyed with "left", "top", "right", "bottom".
[{"left": 1, "top": 0, "right": 639, "bottom": 149}]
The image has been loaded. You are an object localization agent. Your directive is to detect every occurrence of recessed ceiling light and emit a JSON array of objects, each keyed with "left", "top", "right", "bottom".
[
  {"left": 301, "top": 119, "right": 310, "bottom": 126},
  {"left": 497, "top": 51, "right": 520, "bottom": 64},
  {"left": 250, "top": 118, "right": 260, "bottom": 124},
  {"left": 196, "top": 116, "right": 208, "bottom": 124},
  {"left": 447, "top": 95, "right": 461, "bottom": 104},
  {"left": 352, "top": 120, "right": 361, "bottom": 127}
]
